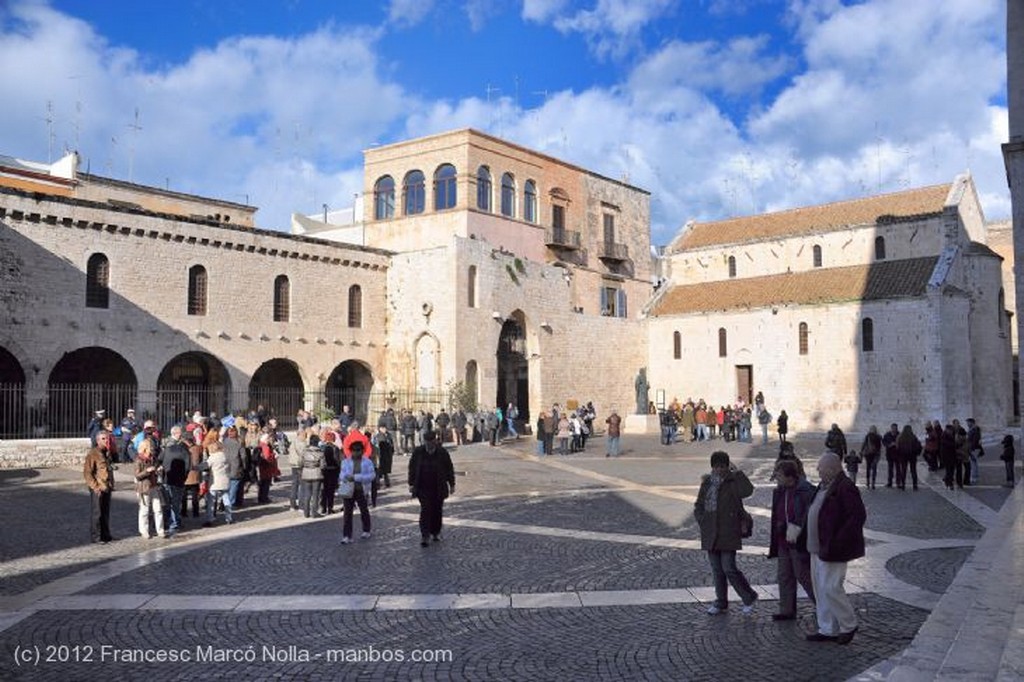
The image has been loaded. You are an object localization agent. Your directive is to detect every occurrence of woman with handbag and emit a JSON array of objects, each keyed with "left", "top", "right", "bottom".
[
  {"left": 694, "top": 451, "right": 758, "bottom": 615},
  {"left": 339, "top": 439, "right": 375, "bottom": 544},
  {"left": 768, "top": 459, "right": 816, "bottom": 620}
]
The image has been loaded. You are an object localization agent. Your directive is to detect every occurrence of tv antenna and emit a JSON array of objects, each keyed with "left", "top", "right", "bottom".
[{"left": 127, "top": 107, "right": 142, "bottom": 183}]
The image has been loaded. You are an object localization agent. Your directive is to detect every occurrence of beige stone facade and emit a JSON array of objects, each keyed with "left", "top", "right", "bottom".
[
  {"left": 0, "top": 128, "right": 1013, "bottom": 443},
  {"left": 648, "top": 174, "right": 1013, "bottom": 433}
]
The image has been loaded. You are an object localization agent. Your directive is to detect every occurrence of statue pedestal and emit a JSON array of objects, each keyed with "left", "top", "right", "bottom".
[{"left": 624, "top": 414, "right": 659, "bottom": 435}]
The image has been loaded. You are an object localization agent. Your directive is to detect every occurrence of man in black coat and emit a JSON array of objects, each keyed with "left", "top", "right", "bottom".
[{"left": 408, "top": 430, "right": 455, "bottom": 547}]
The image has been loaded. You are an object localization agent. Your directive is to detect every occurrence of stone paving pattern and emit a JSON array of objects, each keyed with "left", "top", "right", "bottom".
[{"left": 0, "top": 432, "right": 1018, "bottom": 680}]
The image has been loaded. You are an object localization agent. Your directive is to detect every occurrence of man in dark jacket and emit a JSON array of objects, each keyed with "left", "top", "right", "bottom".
[
  {"left": 882, "top": 423, "right": 899, "bottom": 487},
  {"left": 806, "top": 452, "right": 866, "bottom": 644},
  {"left": 768, "top": 460, "right": 816, "bottom": 620},
  {"left": 408, "top": 430, "right": 455, "bottom": 547},
  {"left": 694, "top": 451, "right": 758, "bottom": 615}
]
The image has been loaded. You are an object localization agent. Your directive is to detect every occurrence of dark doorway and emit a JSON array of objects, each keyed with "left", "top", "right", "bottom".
[
  {"left": 326, "top": 360, "right": 374, "bottom": 424},
  {"left": 736, "top": 365, "right": 753, "bottom": 406},
  {"left": 48, "top": 347, "right": 138, "bottom": 437},
  {"left": 156, "top": 352, "right": 231, "bottom": 426},
  {"left": 496, "top": 314, "right": 529, "bottom": 421},
  {"left": 0, "top": 346, "right": 26, "bottom": 437},
  {"left": 250, "top": 359, "right": 304, "bottom": 428}
]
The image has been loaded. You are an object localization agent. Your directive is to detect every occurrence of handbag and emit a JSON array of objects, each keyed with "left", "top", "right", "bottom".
[
  {"left": 739, "top": 507, "right": 753, "bottom": 538},
  {"left": 338, "top": 478, "right": 355, "bottom": 499}
]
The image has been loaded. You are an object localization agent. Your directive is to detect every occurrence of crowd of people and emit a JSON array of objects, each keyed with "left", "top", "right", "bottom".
[
  {"left": 533, "top": 402, "right": 598, "bottom": 456},
  {"left": 655, "top": 392, "right": 789, "bottom": 447},
  {"left": 823, "top": 417, "right": 1016, "bottom": 491},
  {"left": 82, "top": 403, "right": 457, "bottom": 547}
]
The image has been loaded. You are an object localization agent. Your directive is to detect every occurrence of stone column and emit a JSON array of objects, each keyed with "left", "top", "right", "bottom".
[{"left": 1006, "top": 0, "right": 1024, "bottom": 433}]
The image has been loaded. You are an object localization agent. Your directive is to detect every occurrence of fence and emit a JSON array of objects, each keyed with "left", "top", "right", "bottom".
[{"left": 0, "top": 383, "right": 448, "bottom": 439}]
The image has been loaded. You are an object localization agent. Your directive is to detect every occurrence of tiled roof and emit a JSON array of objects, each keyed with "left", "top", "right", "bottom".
[
  {"left": 651, "top": 256, "right": 939, "bottom": 316},
  {"left": 671, "top": 184, "right": 952, "bottom": 251}
]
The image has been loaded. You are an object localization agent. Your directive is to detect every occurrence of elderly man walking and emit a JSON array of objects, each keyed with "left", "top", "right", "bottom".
[{"left": 806, "top": 452, "right": 867, "bottom": 644}]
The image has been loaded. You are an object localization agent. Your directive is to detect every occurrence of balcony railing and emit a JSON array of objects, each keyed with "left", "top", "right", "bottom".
[
  {"left": 598, "top": 241, "right": 629, "bottom": 261},
  {"left": 545, "top": 228, "right": 581, "bottom": 250}
]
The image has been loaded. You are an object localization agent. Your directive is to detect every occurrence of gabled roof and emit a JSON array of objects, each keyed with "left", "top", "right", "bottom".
[
  {"left": 651, "top": 256, "right": 938, "bottom": 316},
  {"left": 670, "top": 184, "right": 952, "bottom": 252}
]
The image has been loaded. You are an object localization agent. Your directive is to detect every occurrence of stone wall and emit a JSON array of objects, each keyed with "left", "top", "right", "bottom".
[{"left": 0, "top": 438, "right": 88, "bottom": 469}]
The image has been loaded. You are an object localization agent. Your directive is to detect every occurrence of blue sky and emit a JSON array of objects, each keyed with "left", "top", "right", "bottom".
[{"left": 0, "top": 0, "right": 1010, "bottom": 245}]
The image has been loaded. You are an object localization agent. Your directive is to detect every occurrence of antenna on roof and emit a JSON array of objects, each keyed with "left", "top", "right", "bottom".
[
  {"left": 44, "top": 100, "right": 55, "bottom": 163},
  {"left": 127, "top": 107, "right": 142, "bottom": 183}
]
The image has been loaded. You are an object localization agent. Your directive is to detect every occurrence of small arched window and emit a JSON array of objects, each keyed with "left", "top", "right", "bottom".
[
  {"left": 718, "top": 328, "right": 727, "bottom": 357},
  {"left": 468, "top": 266, "right": 477, "bottom": 308},
  {"left": 727, "top": 256, "right": 737, "bottom": 278},
  {"left": 875, "top": 236, "right": 886, "bottom": 260},
  {"left": 273, "top": 275, "right": 290, "bottom": 322},
  {"left": 476, "top": 166, "right": 492, "bottom": 212},
  {"left": 373, "top": 176, "right": 395, "bottom": 220},
  {"left": 187, "top": 265, "right": 207, "bottom": 316},
  {"left": 799, "top": 322, "right": 809, "bottom": 355},
  {"left": 348, "top": 285, "right": 362, "bottom": 328},
  {"left": 673, "top": 331, "right": 681, "bottom": 360},
  {"left": 434, "top": 164, "right": 457, "bottom": 211},
  {"left": 85, "top": 253, "right": 110, "bottom": 309},
  {"left": 862, "top": 318, "right": 874, "bottom": 352},
  {"left": 500, "top": 173, "right": 516, "bottom": 217},
  {"left": 403, "top": 170, "right": 425, "bottom": 215},
  {"left": 524, "top": 180, "right": 537, "bottom": 223},
  {"left": 812, "top": 244, "right": 822, "bottom": 268}
]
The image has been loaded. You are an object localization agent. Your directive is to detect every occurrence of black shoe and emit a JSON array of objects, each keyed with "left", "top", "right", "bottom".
[
  {"left": 432, "top": 535, "right": 441, "bottom": 542},
  {"left": 836, "top": 628, "right": 858, "bottom": 645},
  {"left": 420, "top": 537, "right": 429, "bottom": 547},
  {"left": 771, "top": 614, "right": 796, "bottom": 621},
  {"left": 806, "top": 633, "right": 837, "bottom": 642}
]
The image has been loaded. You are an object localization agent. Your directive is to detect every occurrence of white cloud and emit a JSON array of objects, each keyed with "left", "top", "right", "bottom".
[
  {"left": 388, "top": 0, "right": 436, "bottom": 28},
  {"left": 524, "top": 0, "right": 677, "bottom": 59}
]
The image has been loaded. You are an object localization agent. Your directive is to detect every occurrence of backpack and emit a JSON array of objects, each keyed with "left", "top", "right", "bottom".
[{"left": 739, "top": 506, "right": 754, "bottom": 538}]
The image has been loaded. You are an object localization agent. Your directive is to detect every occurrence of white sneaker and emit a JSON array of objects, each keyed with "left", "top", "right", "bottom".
[
  {"left": 360, "top": 532, "right": 371, "bottom": 539},
  {"left": 742, "top": 600, "right": 757, "bottom": 615},
  {"left": 341, "top": 537, "right": 351, "bottom": 544},
  {"left": 706, "top": 605, "right": 723, "bottom": 615}
]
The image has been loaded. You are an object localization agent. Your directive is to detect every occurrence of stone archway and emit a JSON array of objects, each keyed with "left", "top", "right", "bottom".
[
  {"left": 156, "top": 351, "right": 231, "bottom": 427},
  {"left": 496, "top": 311, "right": 529, "bottom": 420},
  {"left": 249, "top": 359, "right": 305, "bottom": 428},
  {"left": 326, "top": 360, "right": 374, "bottom": 424},
  {"left": 47, "top": 347, "right": 138, "bottom": 437},
  {"left": 0, "top": 346, "right": 26, "bottom": 437}
]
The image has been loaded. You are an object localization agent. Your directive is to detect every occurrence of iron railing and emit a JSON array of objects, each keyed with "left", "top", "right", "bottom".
[{"left": 0, "top": 383, "right": 448, "bottom": 439}]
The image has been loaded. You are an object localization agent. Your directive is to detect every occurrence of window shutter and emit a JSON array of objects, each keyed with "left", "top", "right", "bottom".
[
  {"left": 617, "top": 289, "right": 627, "bottom": 318},
  {"left": 600, "top": 287, "right": 608, "bottom": 315}
]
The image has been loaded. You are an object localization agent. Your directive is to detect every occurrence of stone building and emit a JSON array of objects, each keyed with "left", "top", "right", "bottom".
[
  {"left": 1004, "top": 0, "right": 1024, "bottom": 425},
  {"left": 646, "top": 174, "right": 1013, "bottom": 433},
  {"left": 0, "top": 129, "right": 653, "bottom": 436}
]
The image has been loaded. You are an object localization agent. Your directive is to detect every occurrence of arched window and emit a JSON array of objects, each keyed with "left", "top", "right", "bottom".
[
  {"left": 862, "top": 318, "right": 874, "bottom": 352},
  {"left": 799, "top": 322, "right": 809, "bottom": 355},
  {"left": 718, "top": 328, "right": 727, "bottom": 357},
  {"left": 727, "top": 256, "right": 737, "bottom": 278},
  {"left": 524, "top": 180, "right": 537, "bottom": 223},
  {"left": 875, "top": 236, "right": 886, "bottom": 260},
  {"left": 812, "top": 244, "right": 822, "bottom": 268},
  {"left": 434, "top": 164, "right": 457, "bottom": 211},
  {"left": 468, "top": 266, "right": 477, "bottom": 308},
  {"left": 373, "top": 176, "right": 395, "bottom": 220},
  {"left": 348, "top": 285, "right": 362, "bottom": 328},
  {"left": 187, "top": 265, "right": 207, "bottom": 316},
  {"left": 85, "top": 253, "right": 110, "bottom": 309},
  {"left": 403, "top": 170, "right": 425, "bottom": 215},
  {"left": 476, "top": 166, "right": 492, "bottom": 212},
  {"left": 273, "top": 275, "right": 290, "bottom": 322},
  {"left": 500, "top": 172, "right": 516, "bottom": 217},
  {"left": 673, "top": 331, "right": 681, "bottom": 360}
]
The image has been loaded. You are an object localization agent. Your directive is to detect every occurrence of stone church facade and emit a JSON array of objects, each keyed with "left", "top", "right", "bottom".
[
  {"left": 0, "top": 129, "right": 1013, "bottom": 438},
  {"left": 647, "top": 174, "right": 1012, "bottom": 433}
]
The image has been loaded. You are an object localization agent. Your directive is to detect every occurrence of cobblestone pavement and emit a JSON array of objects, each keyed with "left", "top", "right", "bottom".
[{"left": 0, "top": 432, "right": 1016, "bottom": 680}]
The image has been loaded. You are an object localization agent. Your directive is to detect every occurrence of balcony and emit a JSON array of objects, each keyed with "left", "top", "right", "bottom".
[
  {"left": 598, "top": 241, "right": 629, "bottom": 262},
  {"left": 545, "top": 227, "right": 581, "bottom": 250}
]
